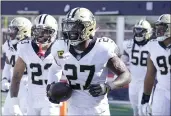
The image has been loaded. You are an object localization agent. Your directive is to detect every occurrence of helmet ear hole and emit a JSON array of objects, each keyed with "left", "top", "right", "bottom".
[{"left": 89, "top": 28, "right": 93, "bottom": 32}]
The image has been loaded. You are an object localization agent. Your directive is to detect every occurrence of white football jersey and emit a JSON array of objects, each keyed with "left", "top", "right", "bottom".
[
  {"left": 17, "top": 39, "right": 55, "bottom": 107},
  {"left": 123, "top": 39, "right": 149, "bottom": 81},
  {"left": 51, "top": 37, "right": 118, "bottom": 108},
  {"left": 147, "top": 40, "right": 170, "bottom": 92},
  {"left": 2, "top": 41, "right": 28, "bottom": 81}
]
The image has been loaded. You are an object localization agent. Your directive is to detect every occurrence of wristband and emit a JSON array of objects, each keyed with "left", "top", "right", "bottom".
[{"left": 141, "top": 93, "right": 150, "bottom": 104}]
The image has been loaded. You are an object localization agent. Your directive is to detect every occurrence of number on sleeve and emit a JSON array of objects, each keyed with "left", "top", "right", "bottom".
[
  {"left": 21, "top": 40, "right": 29, "bottom": 44},
  {"left": 10, "top": 55, "right": 15, "bottom": 67},
  {"left": 99, "top": 37, "right": 109, "bottom": 42}
]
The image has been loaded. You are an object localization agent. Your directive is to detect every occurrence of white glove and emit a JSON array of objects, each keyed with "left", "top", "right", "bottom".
[
  {"left": 139, "top": 103, "right": 152, "bottom": 116},
  {"left": 1, "top": 79, "right": 10, "bottom": 91},
  {"left": 10, "top": 98, "right": 23, "bottom": 116}
]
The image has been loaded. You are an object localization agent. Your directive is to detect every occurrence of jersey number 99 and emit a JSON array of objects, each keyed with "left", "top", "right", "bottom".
[{"left": 157, "top": 55, "right": 171, "bottom": 75}]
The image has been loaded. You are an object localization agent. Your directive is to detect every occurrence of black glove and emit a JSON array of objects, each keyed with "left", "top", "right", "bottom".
[
  {"left": 46, "top": 82, "right": 60, "bottom": 104},
  {"left": 88, "top": 83, "right": 111, "bottom": 97}
]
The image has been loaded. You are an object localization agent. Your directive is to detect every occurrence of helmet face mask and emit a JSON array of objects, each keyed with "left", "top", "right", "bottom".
[
  {"left": 62, "top": 7, "right": 96, "bottom": 46},
  {"left": 155, "top": 23, "right": 168, "bottom": 38},
  {"left": 7, "top": 17, "right": 32, "bottom": 45},
  {"left": 8, "top": 26, "right": 19, "bottom": 40},
  {"left": 133, "top": 20, "right": 152, "bottom": 44},
  {"left": 32, "top": 14, "right": 58, "bottom": 46},
  {"left": 32, "top": 25, "right": 55, "bottom": 44},
  {"left": 62, "top": 20, "right": 84, "bottom": 40},
  {"left": 133, "top": 27, "right": 148, "bottom": 42},
  {"left": 155, "top": 14, "right": 171, "bottom": 41}
]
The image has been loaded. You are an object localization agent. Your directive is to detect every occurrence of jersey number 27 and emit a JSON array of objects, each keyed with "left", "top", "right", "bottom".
[{"left": 64, "top": 64, "right": 95, "bottom": 90}]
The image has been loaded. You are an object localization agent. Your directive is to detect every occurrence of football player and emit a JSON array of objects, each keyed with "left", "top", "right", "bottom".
[
  {"left": 140, "top": 14, "right": 171, "bottom": 116},
  {"left": 2, "top": 17, "right": 32, "bottom": 115},
  {"left": 47, "top": 7, "right": 131, "bottom": 115},
  {"left": 121, "top": 19, "right": 153, "bottom": 116},
  {"left": 10, "top": 14, "right": 60, "bottom": 115}
]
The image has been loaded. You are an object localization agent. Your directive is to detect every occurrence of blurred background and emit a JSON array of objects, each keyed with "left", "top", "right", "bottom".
[{"left": 1, "top": 1, "right": 170, "bottom": 115}]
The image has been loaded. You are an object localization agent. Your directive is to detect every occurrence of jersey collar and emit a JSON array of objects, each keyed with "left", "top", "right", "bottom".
[
  {"left": 31, "top": 40, "right": 53, "bottom": 59},
  {"left": 69, "top": 38, "right": 97, "bottom": 61},
  {"left": 158, "top": 41, "right": 171, "bottom": 50}
]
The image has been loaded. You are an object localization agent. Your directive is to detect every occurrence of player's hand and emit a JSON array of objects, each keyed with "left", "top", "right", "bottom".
[
  {"left": 88, "top": 83, "right": 111, "bottom": 97},
  {"left": 1, "top": 79, "right": 10, "bottom": 92},
  {"left": 139, "top": 103, "right": 152, "bottom": 116},
  {"left": 10, "top": 98, "right": 23, "bottom": 116},
  {"left": 46, "top": 82, "right": 60, "bottom": 104}
]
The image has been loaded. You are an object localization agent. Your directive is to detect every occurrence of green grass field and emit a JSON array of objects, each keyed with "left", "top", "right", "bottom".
[{"left": 1, "top": 92, "right": 133, "bottom": 116}]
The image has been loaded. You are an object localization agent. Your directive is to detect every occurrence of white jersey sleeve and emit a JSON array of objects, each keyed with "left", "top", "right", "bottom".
[
  {"left": 51, "top": 40, "right": 67, "bottom": 66},
  {"left": 2, "top": 41, "right": 11, "bottom": 80},
  {"left": 2, "top": 41, "right": 8, "bottom": 54},
  {"left": 47, "top": 60, "right": 63, "bottom": 84},
  {"left": 49, "top": 40, "right": 66, "bottom": 83},
  {"left": 98, "top": 37, "right": 118, "bottom": 60},
  {"left": 17, "top": 39, "right": 30, "bottom": 62},
  {"left": 121, "top": 39, "right": 133, "bottom": 65},
  {"left": 123, "top": 39, "right": 133, "bottom": 55}
]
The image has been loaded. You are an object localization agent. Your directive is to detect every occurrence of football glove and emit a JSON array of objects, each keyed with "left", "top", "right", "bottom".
[
  {"left": 139, "top": 93, "right": 152, "bottom": 116},
  {"left": 10, "top": 98, "right": 23, "bottom": 116},
  {"left": 88, "top": 83, "right": 111, "bottom": 97},
  {"left": 139, "top": 103, "right": 152, "bottom": 116},
  {"left": 1, "top": 78, "right": 10, "bottom": 92}
]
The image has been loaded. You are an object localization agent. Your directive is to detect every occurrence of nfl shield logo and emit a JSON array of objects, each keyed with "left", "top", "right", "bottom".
[{"left": 76, "top": 55, "right": 81, "bottom": 60}]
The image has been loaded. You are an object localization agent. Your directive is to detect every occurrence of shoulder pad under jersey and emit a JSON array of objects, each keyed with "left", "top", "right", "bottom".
[{"left": 51, "top": 39, "right": 68, "bottom": 58}]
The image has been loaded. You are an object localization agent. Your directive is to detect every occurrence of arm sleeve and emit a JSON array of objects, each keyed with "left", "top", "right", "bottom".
[
  {"left": 47, "top": 60, "right": 63, "bottom": 84},
  {"left": 2, "top": 62, "right": 11, "bottom": 81}
]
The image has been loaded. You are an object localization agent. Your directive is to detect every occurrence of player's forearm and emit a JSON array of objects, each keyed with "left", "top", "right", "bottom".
[
  {"left": 143, "top": 55, "right": 156, "bottom": 95},
  {"left": 107, "top": 71, "right": 131, "bottom": 90},
  {"left": 143, "top": 75, "right": 155, "bottom": 95},
  {"left": 107, "top": 56, "right": 131, "bottom": 90},
  {"left": 10, "top": 72, "right": 22, "bottom": 97}
]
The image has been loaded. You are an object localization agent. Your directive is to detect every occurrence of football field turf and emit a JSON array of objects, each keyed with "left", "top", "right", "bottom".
[{"left": 1, "top": 92, "right": 133, "bottom": 116}]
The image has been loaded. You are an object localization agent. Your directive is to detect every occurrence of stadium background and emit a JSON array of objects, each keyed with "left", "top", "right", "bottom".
[{"left": 1, "top": 1, "right": 170, "bottom": 115}]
